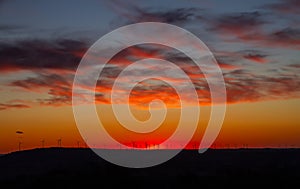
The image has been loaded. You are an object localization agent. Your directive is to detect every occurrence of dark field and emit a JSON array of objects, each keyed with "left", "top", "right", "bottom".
[{"left": 1, "top": 148, "right": 300, "bottom": 188}]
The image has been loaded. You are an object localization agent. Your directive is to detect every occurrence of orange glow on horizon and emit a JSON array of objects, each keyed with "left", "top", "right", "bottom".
[{"left": 0, "top": 99, "right": 299, "bottom": 154}]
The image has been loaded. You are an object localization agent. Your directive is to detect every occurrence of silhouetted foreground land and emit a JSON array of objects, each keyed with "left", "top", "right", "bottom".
[{"left": 1, "top": 148, "right": 300, "bottom": 188}]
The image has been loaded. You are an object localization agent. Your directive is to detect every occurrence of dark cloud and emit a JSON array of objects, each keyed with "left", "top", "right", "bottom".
[
  {"left": 239, "top": 50, "right": 268, "bottom": 63},
  {"left": 213, "top": 49, "right": 269, "bottom": 66},
  {"left": 264, "top": 0, "right": 300, "bottom": 14},
  {"left": 209, "top": 11, "right": 266, "bottom": 38},
  {"left": 0, "top": 39, "right": 87, "bottom": 72},
  {"left": 106, "top": 0, "right": 203, "bottom": 25},
  {"left": 270, "top": 27, "right": 300, "bottom": 46},
  {"left": 226, "top": 27, "right": 300, "bottom": 49},
  {"left": 214, "top": 56, "right": 241, "bottom": 69},
  {"left": 243, "top": 54, "right": 267, "bottom": 63},
  {"left": 224, "top": 70, "right": 300, "bottom": 103},
  {"left": 218, "top": 11, "right": 265, "bottom": 28},
  {"left": 206, "top": 10, "right": 300, "bottom": 49},
  {"left": 210, "top": 11, "right": 300, "bottom": 49},
  {"left": 134, "top": 8, "right": 201, "bottom": 24},
  {"left": 11, "top": 74, "right": 70, "bottom": 90},
  {"left": 10, "top": 74, "right": 73, "bottom": 106},
  {"left": 239, "top": 27, "right": 300, "bottom": 48}
]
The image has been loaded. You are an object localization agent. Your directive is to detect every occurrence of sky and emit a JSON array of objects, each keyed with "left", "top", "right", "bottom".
[{"left": 0, "top": 0, "right": 299, "bottom": 153}]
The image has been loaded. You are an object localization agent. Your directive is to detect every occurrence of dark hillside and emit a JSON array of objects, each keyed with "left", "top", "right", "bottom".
[{"left": 1, "top": 148, "right": 300, "bottom": 188}]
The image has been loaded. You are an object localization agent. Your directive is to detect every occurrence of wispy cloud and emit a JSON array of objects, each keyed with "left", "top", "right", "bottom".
[{"left": 0, "top": 103, "right": 30, "bottom": 111}]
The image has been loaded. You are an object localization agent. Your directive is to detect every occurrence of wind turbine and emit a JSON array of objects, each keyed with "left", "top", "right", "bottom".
[
  {"left": 57, "top": 138, "right": 62, "bottom": 148},
  {"left": 16, "top": 130, "right": 24, "bottom": 151},
  {"left": 41, "top": 139, "right": 45, "bottom": 148},
  {"left": 131, "top": 141, "right": 136, "bottom": 148}
]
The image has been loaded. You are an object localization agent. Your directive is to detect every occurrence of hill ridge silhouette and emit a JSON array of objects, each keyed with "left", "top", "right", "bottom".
[{"left": 1, "top": 148, "right": 300, "bottom": 187}]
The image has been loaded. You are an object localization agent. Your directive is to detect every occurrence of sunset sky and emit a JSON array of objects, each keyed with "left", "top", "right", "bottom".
[{"left": 0, "top": 0, "right": 299, "bottom": 154}]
